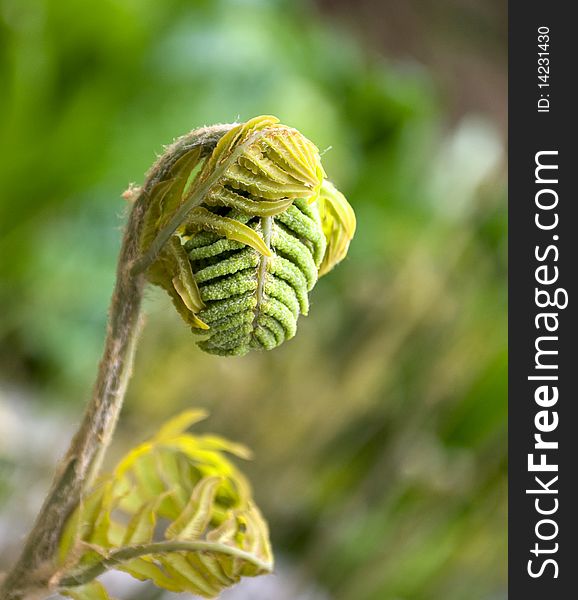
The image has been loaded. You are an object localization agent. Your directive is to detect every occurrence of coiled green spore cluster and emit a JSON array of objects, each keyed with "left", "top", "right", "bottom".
[{"left": 142, "top": 115, "right": 355, "bottom": 356}]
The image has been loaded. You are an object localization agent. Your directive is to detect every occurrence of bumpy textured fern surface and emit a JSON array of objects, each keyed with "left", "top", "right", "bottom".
[
  {"left": 57, "top": 411, "right": 272, "bottom": 599},
  {"left": 142, "top": 115, "right": 355, "bottom": 356},
  {"left": 184, "top": 197, "right": 326, "bottom": 355}
]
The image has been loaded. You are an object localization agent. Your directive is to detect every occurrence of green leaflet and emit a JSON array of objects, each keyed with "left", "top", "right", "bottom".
[
  {"left": 140, "top": 115, "right": 355, "bottom": 355},
  {"left": 316, "top": 179, "right": 357, "bottom": 276},
  {"left": 57, "top": 411, "right": 273, "bottom": 599},
  {"left": 61, "top": 580, "right": 113, "bottom": 600},
  {"left": 185, "top": 207, "right": 273, "bottom": 257}
]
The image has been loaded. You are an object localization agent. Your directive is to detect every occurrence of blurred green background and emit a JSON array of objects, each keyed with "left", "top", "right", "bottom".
[{"left": 0, "top": 0, "right": 506, "bottom": 599}]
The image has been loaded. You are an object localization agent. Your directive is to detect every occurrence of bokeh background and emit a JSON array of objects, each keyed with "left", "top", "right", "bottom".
[{"left": 0, "top": 0, "right": 507, "bottom": 599}]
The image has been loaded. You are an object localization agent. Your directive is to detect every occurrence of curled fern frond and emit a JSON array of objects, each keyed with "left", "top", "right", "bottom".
[
  {"left": 140, "top": 115, "right": 355, "bottom": 355},
  {"left": 56, "top": 410, "right": 272, "bottom": 599}
]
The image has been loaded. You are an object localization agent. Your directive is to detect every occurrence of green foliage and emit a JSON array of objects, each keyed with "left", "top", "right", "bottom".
[
  {"left": 316, "top": 180, "right": 357, "bottom": 277},
  {"left": 57, "top": 410, "right": 272, "bottom": 598},
  {"left": 62, "top": 581, "right": 112, "bottom": 600},
  {"left": 142, "top": 115, "right": 355, "bottom": 355}
]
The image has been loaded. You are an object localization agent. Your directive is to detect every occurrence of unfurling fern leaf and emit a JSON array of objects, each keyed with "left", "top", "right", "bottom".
[
  {"left": 140, "top": 115, "right": 355, "bottom": 355},
  {"left": 56, "top": 410, "right": 272, "bottom": 599}
]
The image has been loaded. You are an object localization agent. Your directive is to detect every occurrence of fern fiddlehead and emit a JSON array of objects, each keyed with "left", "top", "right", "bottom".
[
  {"left": 142, "top": 115, "right": 355, "bottom": 355},
  {"left": 56, "top": 411, "right": 272, "bottom": 599}
]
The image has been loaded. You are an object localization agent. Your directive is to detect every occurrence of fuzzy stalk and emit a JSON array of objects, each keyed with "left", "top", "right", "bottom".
[
  {"left": 58, "top": 540, "right": 274, "bottom": 588},
  {"left": 0, "top": 124, "right": 232, "bottom": 600}
]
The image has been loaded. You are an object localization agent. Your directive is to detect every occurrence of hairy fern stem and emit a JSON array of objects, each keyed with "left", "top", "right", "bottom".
[
  {"left": 57, "top": 540, "right": 273, "bottom": 589},
  {"left": 0, "top": 125, "right": 231, "bottom": 600}
]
